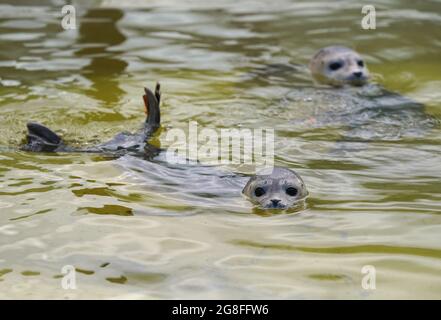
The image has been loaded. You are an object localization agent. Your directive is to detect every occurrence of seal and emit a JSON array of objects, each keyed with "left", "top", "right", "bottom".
[
  {"left": 278, "top": 46, "right": 438, "bottom": 141},
  {"left": 242, "top": 167, "right": 308, "bottom": 209},
  {"left": 20, "top": 84, "right": 308, "bottom": 211},
  {"left": 309, "top": 46, "right": 369, "bottom": 87}
]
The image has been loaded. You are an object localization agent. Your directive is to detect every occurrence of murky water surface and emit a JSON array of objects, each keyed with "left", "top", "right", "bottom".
[{"left": 0, "top": 0, "right": 440, "bottom": 299}]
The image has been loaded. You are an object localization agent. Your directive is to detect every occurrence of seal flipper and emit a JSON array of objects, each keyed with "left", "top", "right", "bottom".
[
  {"left": 23, "top": 122, "right": 64, "bottom": 152},
  {"left": 142, "top": 82, "right": 161, "bottom": 137}
]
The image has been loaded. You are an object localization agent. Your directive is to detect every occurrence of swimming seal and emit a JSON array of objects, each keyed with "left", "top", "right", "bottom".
[
  {"left": 20, "top": 84, "right": 308, "bottom": 211},
  {"left": 242, "top": 167, "right": 308, "bottom": 209},
  {"left": 309, "top": 46, "right": 369, "bottom": 87},
  {"left": 277, "top": 46, "right": 437, "bottom": 141}
]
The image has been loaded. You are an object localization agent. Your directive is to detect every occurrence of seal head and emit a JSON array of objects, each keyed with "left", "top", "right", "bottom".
[
  {"left": 242, "top": 167, "right": 308, "bottom": 209},
  {"left": 309, "top": 46, "right": 369, "bottom": 87}
]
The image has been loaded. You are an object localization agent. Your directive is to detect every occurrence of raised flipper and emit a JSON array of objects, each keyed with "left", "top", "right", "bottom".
[
  {"left": 142, "top": 82, "right": 161, "bottom": 138},
  {"left": 95, "top": 83, "right": 162, "bottom": 153},
  {"left": 22, "top": 122, "right": 65, "bottom": 152}
]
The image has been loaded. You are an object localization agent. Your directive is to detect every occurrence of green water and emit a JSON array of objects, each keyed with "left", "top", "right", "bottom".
[{"left": 0, "top": 0, "right": 440, "bottom": 299}]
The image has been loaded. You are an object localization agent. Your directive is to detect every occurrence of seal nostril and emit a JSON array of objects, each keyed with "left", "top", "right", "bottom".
[
  {"left": 271, "top": 199, "right": 281, "bottom": 206},
  {"left": 353, "top": 71, "right": 362, "bottom": 78}
]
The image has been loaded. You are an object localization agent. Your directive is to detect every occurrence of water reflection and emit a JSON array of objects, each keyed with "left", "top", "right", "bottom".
[{"left": 76, "top": 8, "right": 127, "bottom": 108}]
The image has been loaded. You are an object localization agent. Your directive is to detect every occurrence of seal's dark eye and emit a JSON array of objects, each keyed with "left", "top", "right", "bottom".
[
  {"left": 254, "top": 187, "right": 265, "bottom": 197},
  {"left": 357, "top": 60, "right": 364, "bottom": 67},
  {"left": 286, "top": 187, "right": 298, "bottom": 197},
  {"left": 329, "top": 62, "right": 342, "bottom": 71}
]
